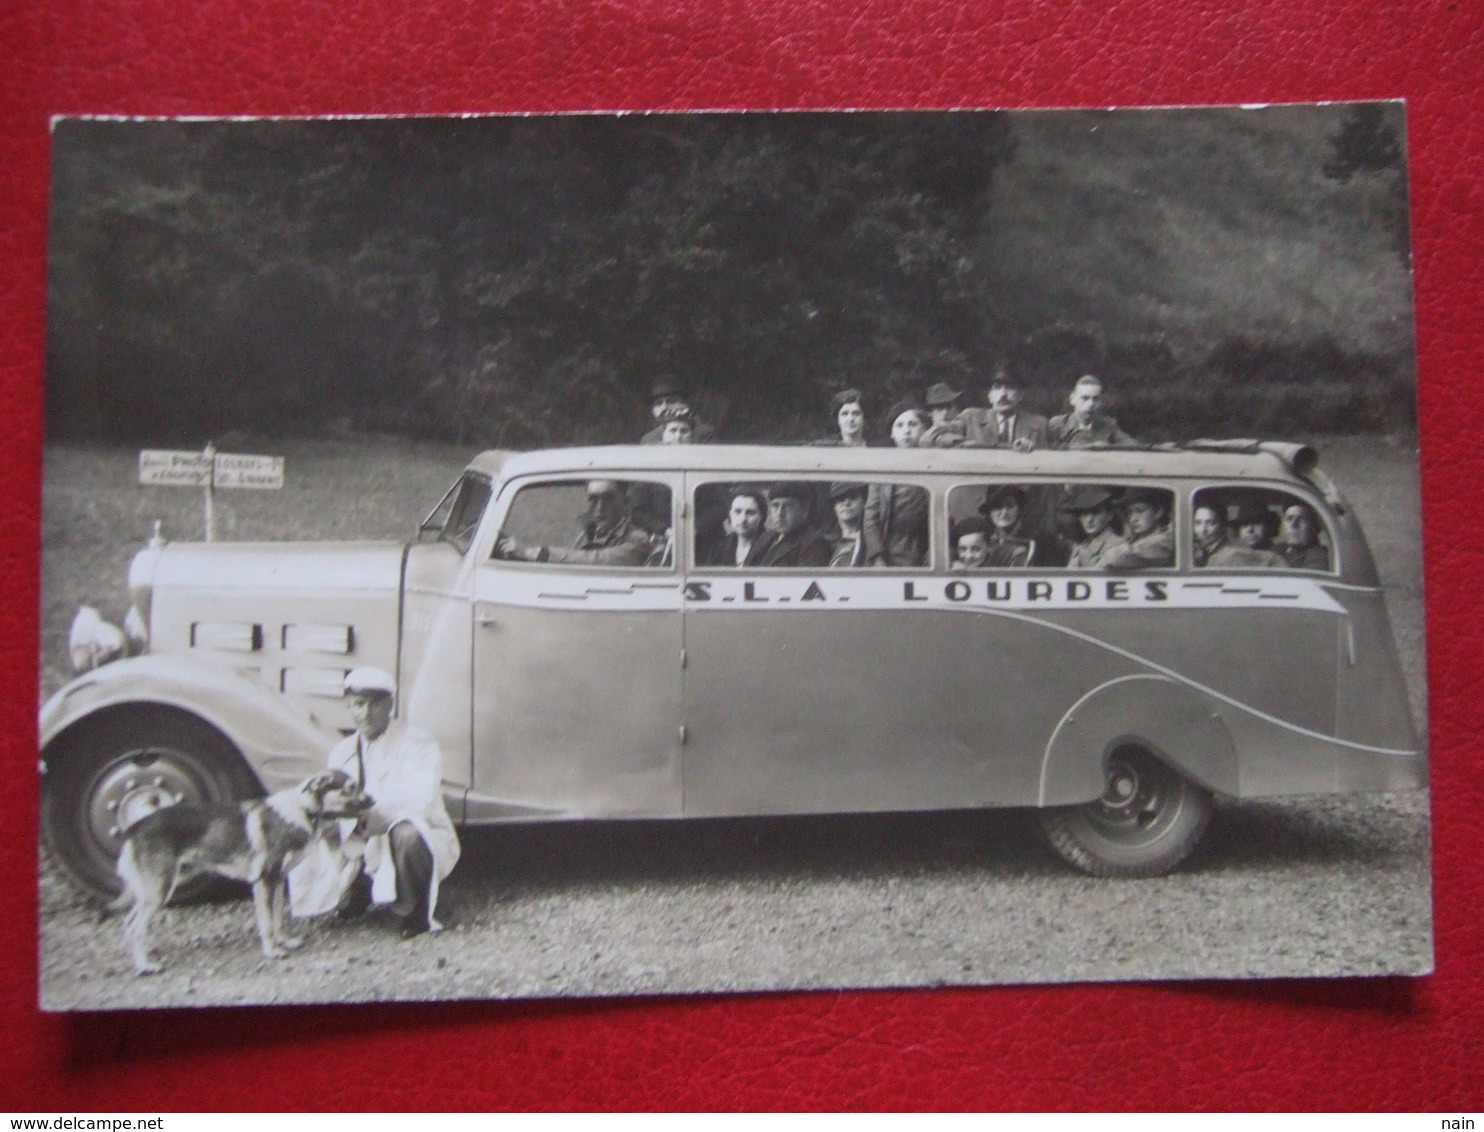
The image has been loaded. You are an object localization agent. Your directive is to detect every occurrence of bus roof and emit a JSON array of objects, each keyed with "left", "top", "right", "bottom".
[{"left": 468, "top": 440, "right": 1322, "bottom": 486}]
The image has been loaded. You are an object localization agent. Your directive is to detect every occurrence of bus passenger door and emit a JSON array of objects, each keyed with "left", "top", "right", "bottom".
[{"left": 470, "top": 477, "right": 684, "bottom": 819}]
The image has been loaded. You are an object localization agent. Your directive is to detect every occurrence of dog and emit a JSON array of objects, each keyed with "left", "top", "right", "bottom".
[{"left": 111, "top": 769, "right": 375, "bottom": 976}]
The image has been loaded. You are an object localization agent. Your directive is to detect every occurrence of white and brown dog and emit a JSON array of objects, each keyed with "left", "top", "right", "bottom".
[{"left": 111, "top": 769, "right": 374, "bottom": 976}]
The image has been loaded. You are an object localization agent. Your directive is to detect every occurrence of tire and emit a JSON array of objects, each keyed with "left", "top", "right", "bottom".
[
  {"left": 41, "top": 711, "right": 260, "bottom": 898},
  {"left": 1038, "top": 746, "right": 1213, "bottom": 878}
]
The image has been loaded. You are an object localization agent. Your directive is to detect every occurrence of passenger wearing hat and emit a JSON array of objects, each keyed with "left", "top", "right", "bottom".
[
  {"left": 918, "top": 382, "right": 967, "bottom": 448},
  {"left": 1063, "top": 485, "right": 1128, "bottom": 570},
  {"left": 826, "top": 482, "right": 869, "bottom": 568},
  {"left": 1192, "top": 500, "right": 1285, "bottom": 569},
  {"left": 328, "top": 667, "right": 460, "bottom": 938},
  {"left": 496, "top": 479, "right": 660, "bottom": 566},
  {"left": 953, "top": 369, "right": 1048, "bottom": 451},
  {"left": 979, "top": 485, "right": 1036, "bottom": 568},
  {"left": 759, "top": 482, "right": 832, "bottom": 568},
  {"left": 1102, "top": 487, "right": 1175, "bottom": 571},
  {"left": 641, "top": 380, "right": 713, "bottom": 444},
  {"left": 1047, "top": 375, "right": 1138, "bottom": 449}
]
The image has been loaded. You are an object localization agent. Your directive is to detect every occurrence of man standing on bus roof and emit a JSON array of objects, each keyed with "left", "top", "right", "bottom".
[
  {"left": 1102, "top": 487, "right": 1174, "bottom": 570},
  {"left": 641, "top": 380, "right": 713, "bottom": 444},
  {"left": 1047, "top": 375, "right": 1138, "bottom": 449},
  {"left": 918, "top": 382, "right": 967, "bottom": 447},
  {"left": 952, "top": 369, "right": 1048, "bottom": 451}
]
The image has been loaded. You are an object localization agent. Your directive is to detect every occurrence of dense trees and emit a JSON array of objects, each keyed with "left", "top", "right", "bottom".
[{"left": 46, "top": 107, "right": 1415, "bottom": 448}]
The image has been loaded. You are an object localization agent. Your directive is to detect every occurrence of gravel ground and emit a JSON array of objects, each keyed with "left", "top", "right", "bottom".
[{"left": 39, "top": 788, "right": 1431, "bottom": 1010}]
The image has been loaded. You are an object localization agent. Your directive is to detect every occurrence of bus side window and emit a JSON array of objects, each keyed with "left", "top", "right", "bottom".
[
  {"left": 1193, "top": 486, "right": 1333, "bottom": 572},
  {"left": 493, "top": 479, "right": 671, "bottom": 568},
  {"left": 946, "top": 483, "right": 1043, "bottom": 569}
]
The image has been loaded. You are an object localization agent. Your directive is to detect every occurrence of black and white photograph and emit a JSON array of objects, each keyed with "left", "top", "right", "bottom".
[{"left": 38, "top": 104, "right": 1429, "bottom": 1011}]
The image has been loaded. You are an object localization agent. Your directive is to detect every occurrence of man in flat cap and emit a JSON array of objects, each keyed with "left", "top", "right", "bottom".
[
  {"left": 497, "top": 479, "right": 660, "bottom": 567},
  {"left": 330, "top": 667, "right": 460, "bottom": 938},
  {"left": 1063, "top": 485, "right": 1127, "bottom": 570},
  {"left": 760, "top": 482, "right": 832, "bottom": 568}
]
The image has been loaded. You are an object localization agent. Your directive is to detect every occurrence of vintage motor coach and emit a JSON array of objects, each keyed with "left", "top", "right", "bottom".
[{"left": 40, "top": 441, "right": 1425, "bottom": 894}]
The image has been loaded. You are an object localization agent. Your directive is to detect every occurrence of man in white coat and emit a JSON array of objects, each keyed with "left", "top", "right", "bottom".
[{"left": 330, "top": 667, "right": 461, "bottom": 937}]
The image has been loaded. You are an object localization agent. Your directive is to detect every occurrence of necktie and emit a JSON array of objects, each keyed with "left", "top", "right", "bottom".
[{"left": 999, "top": 417, "right": 1010, "bottom": 443}]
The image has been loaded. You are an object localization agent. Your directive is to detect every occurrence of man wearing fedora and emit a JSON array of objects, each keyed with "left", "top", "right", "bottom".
[
  {"left": 951, "top": 370, "right": 1048, "bottom": 451},
  {"left": 1063, "top": 485, "right": 1127, "bottom": 569},
  {"left": 918, "top": 382, "right": 967, "bottom": 447}
]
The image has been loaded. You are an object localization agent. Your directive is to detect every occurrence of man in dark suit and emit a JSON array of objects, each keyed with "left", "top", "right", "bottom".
[
  {"left": 951, "top": 370, "right": 1049, "bottom": 450},
  {"left": 760, "top": 482, "right": 832, "bottom": 568}
]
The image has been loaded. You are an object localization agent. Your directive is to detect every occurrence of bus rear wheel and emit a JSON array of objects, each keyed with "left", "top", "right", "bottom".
[{"left": 1038, "top": 746, "right": 1213, "bottom": 877}]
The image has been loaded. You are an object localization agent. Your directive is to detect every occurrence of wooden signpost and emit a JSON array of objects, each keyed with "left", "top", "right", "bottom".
[{"left": 138, "top": 443, "right": 284, "bottom": 540}]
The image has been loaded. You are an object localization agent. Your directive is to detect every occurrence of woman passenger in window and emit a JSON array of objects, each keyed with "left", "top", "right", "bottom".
[
  {"left": 1274, "top": 502, "right": 1331, "bottom": 570},
  {"left": 701, "top": 485, "right": 777, "bottom": 567},
  {"left": 978, "top": 485, "right": 1036, "bottom": 568},
  {"left": 1102, "top": 488, "right": 1175, "bottom": 571},
  {"left": 814, "top": 388, "right": 869, "bottom": 447},
  {"left": 1063, "top": 486, "right": 1126, "bottom": 569},
  {"left": 826, "top": 482, "right": 869, "bottom": 567},
  {"left": 863, "top": 401, "right": 930, "bottom": 567},
  {"left": 1192, "top": 503, "right": 1284, "bottom": 568}
]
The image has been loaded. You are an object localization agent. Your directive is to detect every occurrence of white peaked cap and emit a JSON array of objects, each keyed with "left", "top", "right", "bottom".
[{"left": 344, "top": 666, "right": 396, "bottom": 696}]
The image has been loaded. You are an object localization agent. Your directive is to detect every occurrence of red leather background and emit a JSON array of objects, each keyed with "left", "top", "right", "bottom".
[{"left": 3, "top": 0, "right": 1481, "bottom": 1111}]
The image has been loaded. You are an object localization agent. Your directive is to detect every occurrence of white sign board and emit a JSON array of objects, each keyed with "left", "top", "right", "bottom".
[
  {"left": 138, "top": 450, "right": 284, "bottom": 490},
  {"left": 212, "top": 453, "right": 284, "bottom": 490},
  {"left": 138, "top": 449, "right": 213, "bottom": 487}
]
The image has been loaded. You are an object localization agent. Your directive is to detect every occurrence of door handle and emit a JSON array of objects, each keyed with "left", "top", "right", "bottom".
[{"left": 475, "top": 612, "right": 499, "bottom": 627}]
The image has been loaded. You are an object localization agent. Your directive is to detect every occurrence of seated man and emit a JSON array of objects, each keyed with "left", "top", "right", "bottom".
[
  {"left": 1063, "top": 485, "right": 1126, "bottom": 569},
  {"left": 1102, "top": 488, "right": 1174, "bottom": 570},
  {"left": 330, "top": 667, "right": 460, "bottom": 938},
  {"left": 1274, "top": 501, "right": 1332, "bottom": 570},
  {"left": 759, "top": 482, "right": 832, "bottom": 568},
  {"left": 1047, "top": 375, "right": 1138, "bottom": 449},
  {"left": 497, "top": 479, "right": 658, "bottom": 566}
]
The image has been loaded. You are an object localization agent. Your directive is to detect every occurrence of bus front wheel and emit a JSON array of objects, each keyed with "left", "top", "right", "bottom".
[{"left": 1038, "top": 747, "right": 1213, "bottom": 877}]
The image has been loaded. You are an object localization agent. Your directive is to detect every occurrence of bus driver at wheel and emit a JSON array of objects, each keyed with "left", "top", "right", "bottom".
[
  {"left": 497, "top": 480, "right": 657, "bottom": 566},
  {"left": 331, "top": 667, "right": 460, "bottom": 938}
]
